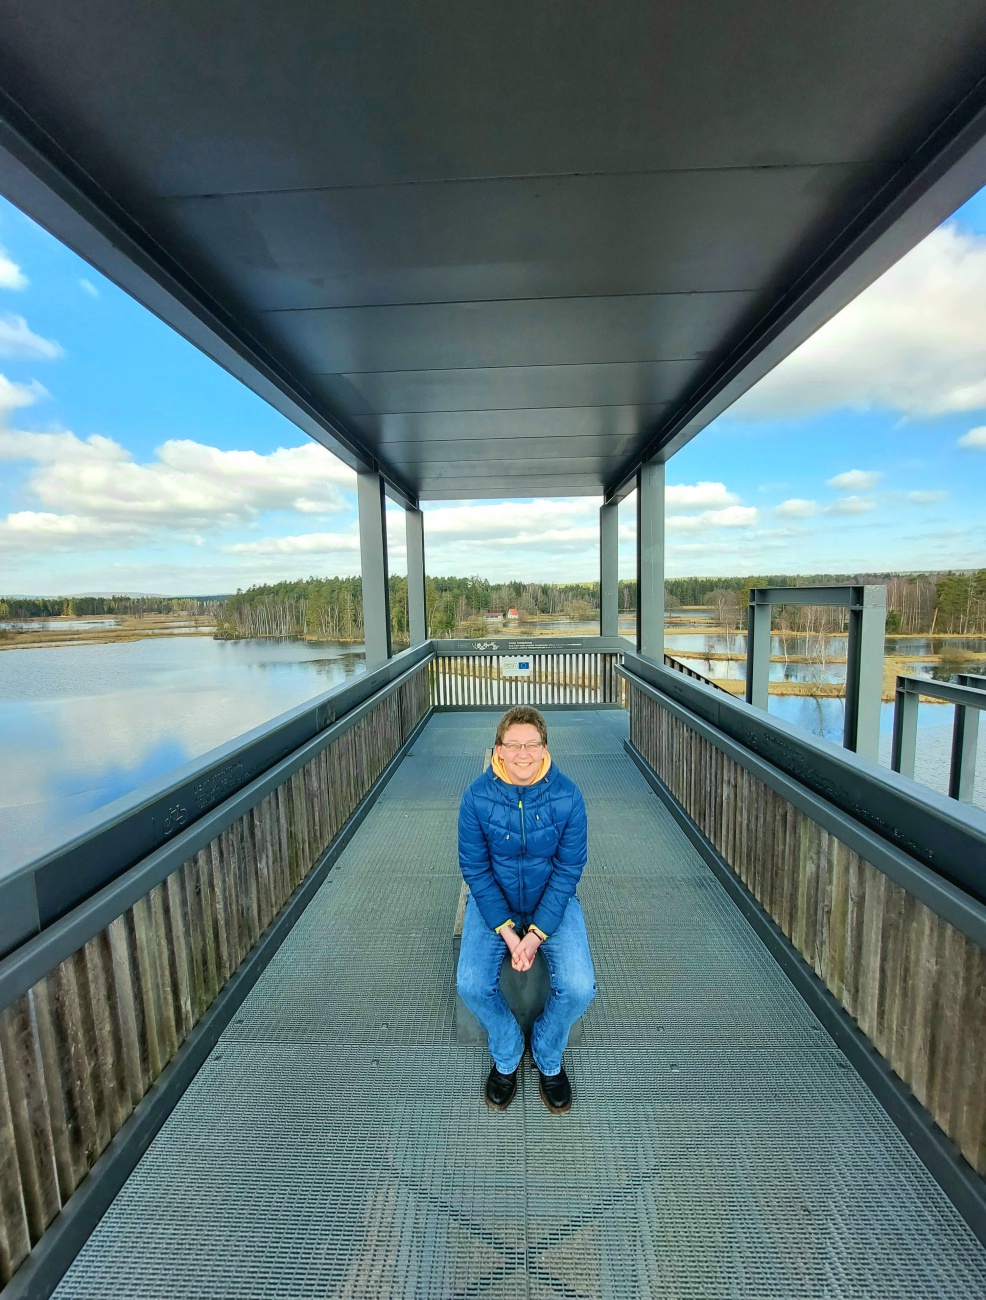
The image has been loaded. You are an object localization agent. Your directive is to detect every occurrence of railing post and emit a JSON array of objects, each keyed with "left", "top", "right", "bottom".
[
  {"left": 891, "top": 675, "right": 919, "bottom": 778},
  {"left": 600, "top": 500, "right": 619, "bottom": 638},
  {"left": 636, "top": 460, "right": 664, "bottom": 660},
  {"left": 844, "top": 584, "right": 885, "bottom": 760},
  {"left": 357, "top": 470, "right": 391, "bottom": 670},
  {"left": 405, "top": 506, "right": 427, "bottom": 646},
  {"left": 745, "top": 590, "right": 771, "bottom": 711},
  {"left": 950, "top": 693, "right": 980, "bottom": 803}
]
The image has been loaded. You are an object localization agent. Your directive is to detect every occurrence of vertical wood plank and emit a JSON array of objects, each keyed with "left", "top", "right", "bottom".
[
  {"left": 163, "top": 871, "right": 195, "bottom": 1045},
  {"left": 0, "top": 1042, "right": 32, "bottom": 1282},
  {"left": 79, "top": 932, "right": 129, "bottom": 1139},
  {"left": 127, "top": 897, "right": 164, "bottom": 1085},
  {"left": 147, "top": 885, "right": 179, "bottom": 1063},
  {"left": 857, "top": 865, "right": 887, "bottom": 1044},
  {"left": 0, "top": 995, "right": 61, "bottom": 1240},
  {"left": 106, "top": 915, "right": 144, "bottom": 1106}
]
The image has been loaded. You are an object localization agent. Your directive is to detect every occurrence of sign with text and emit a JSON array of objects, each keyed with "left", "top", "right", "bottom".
[{"left": 500, "top": 656, "right": 533, "bottom": 679}]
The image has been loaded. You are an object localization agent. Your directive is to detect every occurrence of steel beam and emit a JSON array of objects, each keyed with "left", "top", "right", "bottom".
[
  {"left": 357, "top": 471, "right": 392, "bottom": 670},
  {"left": 636, "top": 461, "right": 664, "bottom": 659},
  {"left": 405, "top": 508, "right": 427, "bottom": 646},
  {"left": 844, "top": 586, "right": 886, "bottom": 761},
  {"left": 745, "top": 591, "right": 773, "bottom": 713},
  {"left": 950, "top": 705, "right": 980, "bottom": 803},
  {"left": 599, "top": 501, "right": 619, "bottom": 638},
  {"left": 891, "top": 680, "right": 920, "bottom": 779}
]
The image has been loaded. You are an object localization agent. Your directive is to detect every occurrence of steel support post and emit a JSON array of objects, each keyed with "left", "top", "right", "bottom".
[
  {"left": 636, "top": 461, "right": 665, "bottom": 659},
  {"left": 745, "top": 592, "right": 772, "bottom": 711},
  {"left": 844, "top": 585, "right": 885, "bottom": 760},
  {"left": 405, "top": 507, "right": 427, "bottom": 646},
  {"left": 357, "top": 470, "right": 391, "bottom": 670},
  {"left": 950, "top": 705, "right": 980, "bottom": 802},
  {"left": 891, "top": 679, "right": 919, "bottom": 778},
  {"left": 599, "top": 501, "right": 619, "bottom": 638}
]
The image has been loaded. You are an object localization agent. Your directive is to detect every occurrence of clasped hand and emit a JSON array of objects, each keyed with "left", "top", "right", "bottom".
[{"left": 503, "top": 926, "right": 542, "bottom": 972}]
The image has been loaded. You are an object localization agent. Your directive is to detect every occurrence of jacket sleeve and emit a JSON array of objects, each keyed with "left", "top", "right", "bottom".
[
  {"left": 458, "top": 785, "right": 513, "bottom": 932},
  {"left": 531, "top": 785, "right": 588, "bottom": 937}
]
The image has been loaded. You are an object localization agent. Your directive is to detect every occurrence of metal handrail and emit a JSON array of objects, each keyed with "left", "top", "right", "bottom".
[{"left": 891, "top": 673, "right": 986, "bottom": 803}]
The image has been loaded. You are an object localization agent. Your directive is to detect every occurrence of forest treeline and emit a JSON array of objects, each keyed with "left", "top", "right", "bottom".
[
  {"left": 211, "top": 569, "right": 986, "bottom": 641},
  {"left": 214, "top": 575, "right": 607, "bottom": 641},
  {"left": 0, "top": 594, "right": 222, "bottom": 619}
]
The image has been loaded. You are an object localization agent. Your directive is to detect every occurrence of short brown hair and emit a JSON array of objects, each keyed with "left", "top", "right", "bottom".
[{"left": 495, "top": 705, "right": 548, "bottom": 746}]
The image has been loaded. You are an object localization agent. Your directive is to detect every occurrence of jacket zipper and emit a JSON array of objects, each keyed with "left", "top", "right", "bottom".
[{"left": 518, "top": 789, "right": 526, "bottom": 912}]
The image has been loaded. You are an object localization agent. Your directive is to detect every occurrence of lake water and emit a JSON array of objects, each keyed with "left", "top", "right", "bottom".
[
  {"left": 0, "top": 617, "right": 124, "bottom": 631},
  {"left": 0, "top": 637, "right": 364, "bottom": 875},
  {"left": 1, "top": 631, "right": 981, "bottom": 876}
]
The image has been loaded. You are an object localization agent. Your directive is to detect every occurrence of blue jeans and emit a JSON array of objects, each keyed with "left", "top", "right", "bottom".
[{"left": 456, "top": 893, "right": 596, "bottom": 1076}]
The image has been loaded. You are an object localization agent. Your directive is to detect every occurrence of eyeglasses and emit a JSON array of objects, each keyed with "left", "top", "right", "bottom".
[{"left": 499, "top": 741, "right": 545, "bottom": 752}]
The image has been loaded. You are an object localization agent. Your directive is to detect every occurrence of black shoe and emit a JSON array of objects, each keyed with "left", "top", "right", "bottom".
[
  {"left": 537, "top": 1065, "right": 572, "bottom": 1114},
  {"left": 484, "top": 1064, "right": 518, "bottom": 1111}
]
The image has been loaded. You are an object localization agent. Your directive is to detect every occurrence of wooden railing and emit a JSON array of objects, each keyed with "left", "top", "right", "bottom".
[
  {"left": 0, "top": 655, "right": 431, "bottom": 1291},
  {"left": 430, "top": 637, "right": 627, "bottom": 707},
  {"left": 623, "top": 655, "right": 986, "bottom": 1180}
]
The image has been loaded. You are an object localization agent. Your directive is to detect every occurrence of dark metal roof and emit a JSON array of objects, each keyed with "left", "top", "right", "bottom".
[{"left": 1, "top": 2, "right": 985, "bottom": 505}]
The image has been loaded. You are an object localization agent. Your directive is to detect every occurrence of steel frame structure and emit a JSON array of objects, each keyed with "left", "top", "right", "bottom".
[
  {"left": 746, "top": 584, "right": 886, "bottom": 760},
  {"left": 892, "top": 673, "right": 986, "bottom": 803}
]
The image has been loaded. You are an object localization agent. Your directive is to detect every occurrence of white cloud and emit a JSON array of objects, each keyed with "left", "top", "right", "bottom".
[
  {"left": 667, "top": 506, "right": 758, "bottom": 531},
  {"left": 0, "top": 314, "right": 62, "bottom": 359},
  {"left": 223, "top": 531, "right": 360, "bottom": 556},
  {"left": 665, "top": 481, "right": 738, "bottom": 514},
  {"left": 0, "top": 511, "right": 148, "bottom": 552},
  {"left": 827, "top": 469, "right": 882, "bottom": 491},
  {"left": 0, "top": 431, "right": 355, "bottom": 528},
  {"left": 79, "top": 279, "right": 100, "bottom": 298},
  {"left": 732, "top": 223, "right": 986, "bottom": 419},
  {"left": 776, "top": 498, "right": 818, "bottom": 518},
  {"left": 0, "top": 374, "right": 47, "bottom": 419},
  {"left": 958, "top": 426, "right": 986, "bottom": 449},
  {"left": 900, "top": 490, "right": 949, "bottom": 505},
  {"left": 825, "top": 496, "right": 874, "bottom": 515},
  {"left": 0, "top": 249, "right": 28, "bottom": 291}
]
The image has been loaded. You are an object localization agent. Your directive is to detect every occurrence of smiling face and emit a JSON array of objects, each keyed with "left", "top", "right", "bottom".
[{"left": 495, "top": 722, "right": 546, "bottom": 786}]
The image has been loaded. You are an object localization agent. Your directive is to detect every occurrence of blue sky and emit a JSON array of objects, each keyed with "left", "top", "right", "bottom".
[{"left": 0, "top": 184, "right": 985, "bottom": 595}]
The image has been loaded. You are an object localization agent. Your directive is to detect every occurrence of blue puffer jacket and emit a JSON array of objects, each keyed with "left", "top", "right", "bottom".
[{"left": 458, "top": 760, "right": 587, "bottom": 937}]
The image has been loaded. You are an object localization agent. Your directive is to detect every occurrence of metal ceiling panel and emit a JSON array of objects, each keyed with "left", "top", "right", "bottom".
[
  {"left": 383, "top": 436, "right": 639, "bottom": 469},
  {"left": 0, "top": 1, "right": 985, "bottom": 501},
  {"left": 418, "top": 477, "right": 606, "bottom": 501},
  {"left": 160, "top": 165, "right": 877, "bottom": 311},
  {"left": 265, "top": 293, "right": 758, "bottom": 376},
  {"left": 360, "top": 406, "right": 666, "bottom": 448},
  {"left": 3, "top": 2, "right": 984, "bottom": 193},
  {"left": 316, "top": 362, "right": 697, "bottom": 417}
]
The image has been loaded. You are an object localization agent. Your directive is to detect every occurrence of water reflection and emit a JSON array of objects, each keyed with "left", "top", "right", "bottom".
[{"left": 0, "top": 637, "right": 365, "bottom": 874}]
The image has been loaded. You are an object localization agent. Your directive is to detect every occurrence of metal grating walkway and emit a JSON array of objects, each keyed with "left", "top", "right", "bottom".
[{"left": 54, "top": 710, "right": 986, "bottom": 1298}]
